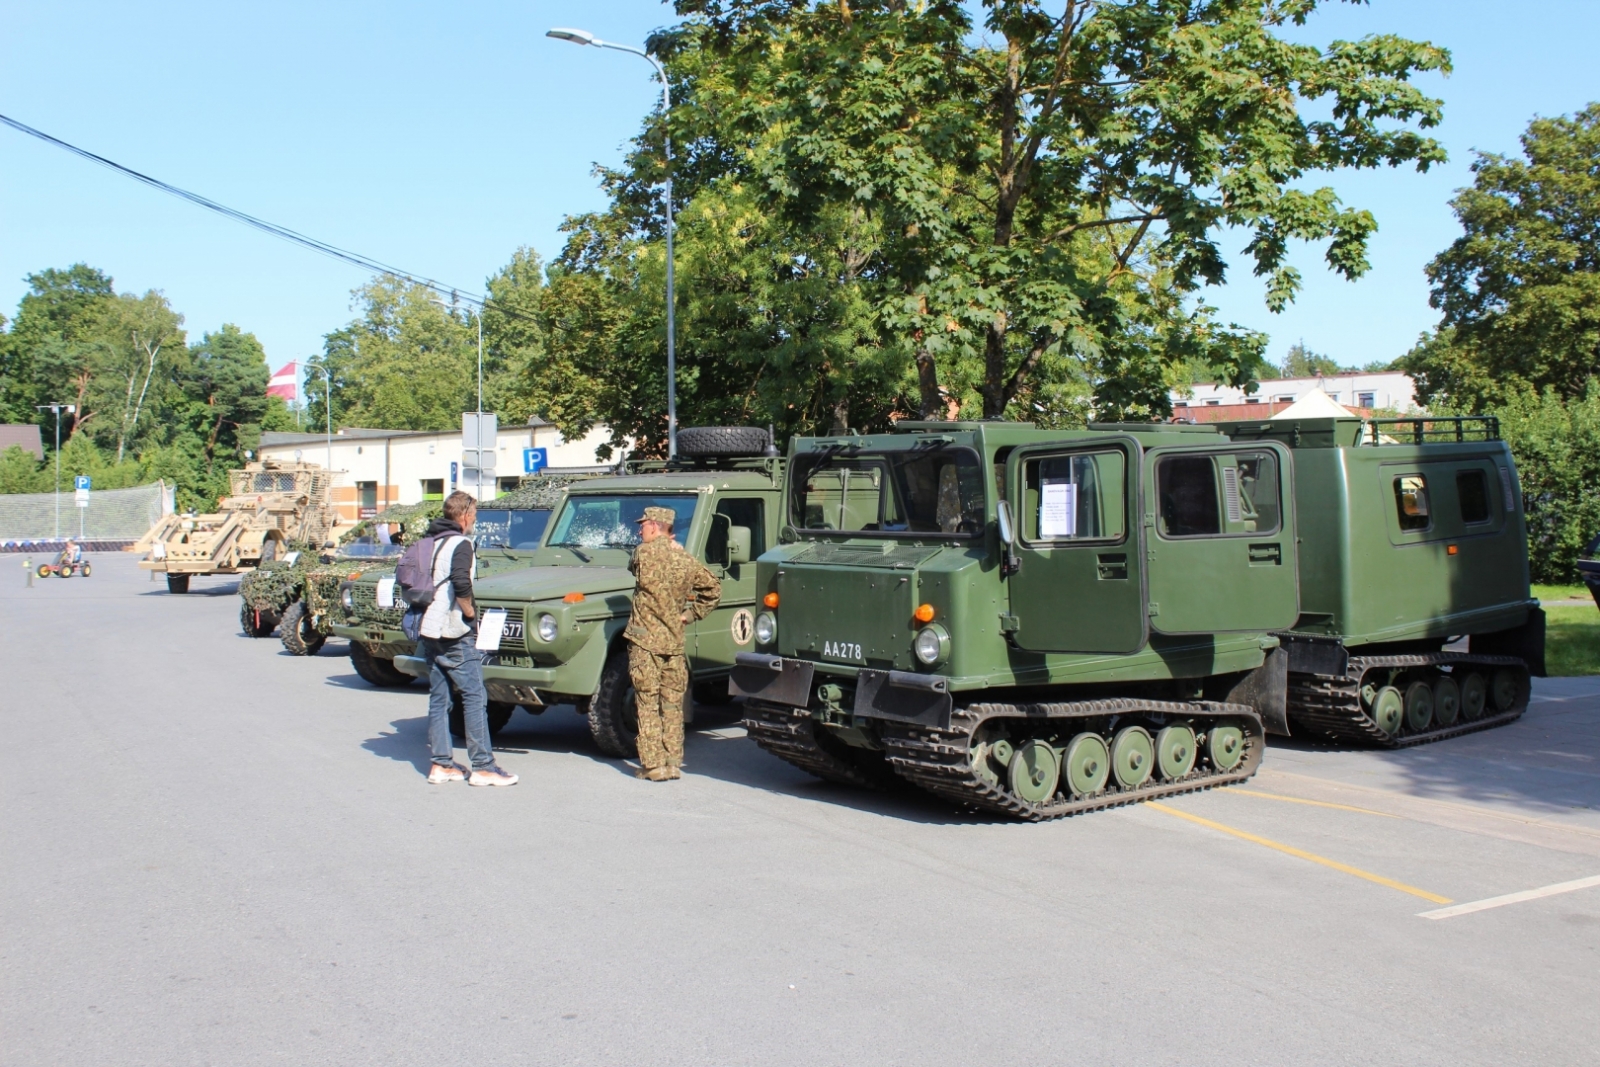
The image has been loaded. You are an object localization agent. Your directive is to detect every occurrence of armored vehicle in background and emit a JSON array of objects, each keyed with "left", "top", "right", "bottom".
[
  {"left": 329, "top": 476, "right": 583, "bottom": 713},
  {"left": 1580, "top": 534, "right": 1600, "bottom": 612},
  {"left": 424, "top": 427, "right": 783, "bottom": 755},
  {"left": 239, "top": 541, "right": 408, "bottom": 654},
  {"left": 138, "top": 459, "right": 336, "bottom": 593},
  {"left": 731, "top": 416, "right": 1542, "bottom": 820},
  {"left": 1217, "top": 415, "right": 1542, "bottom": 746}
]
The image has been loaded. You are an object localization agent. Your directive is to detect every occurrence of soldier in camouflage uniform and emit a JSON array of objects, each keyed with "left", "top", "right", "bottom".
[{"left": 625, "top": 506, "right": 722, "bottom": 781}]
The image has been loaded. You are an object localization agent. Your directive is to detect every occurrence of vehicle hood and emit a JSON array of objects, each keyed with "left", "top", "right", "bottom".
[{"left": 474, "top": 563, "right": 636, "bottom": 603}]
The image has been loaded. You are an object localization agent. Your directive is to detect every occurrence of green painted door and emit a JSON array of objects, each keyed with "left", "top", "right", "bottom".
[
  {"left": 1005, "top": 439, "right": 1147, "bottom": 654},
  {"left": 1143, "top": 443, "right": 1299, "bottom": 634}
]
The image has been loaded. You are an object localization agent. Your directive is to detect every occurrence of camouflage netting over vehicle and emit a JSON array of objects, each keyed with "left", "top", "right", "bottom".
[
  {"left": 344, "top": 499, "right": 443, "bottom": 545},
  {"left": 495, "top": 473, "right": 596, "bottom": 511},
  {"left": 238, "top": 550, "right": 318, "bottom": 617}
]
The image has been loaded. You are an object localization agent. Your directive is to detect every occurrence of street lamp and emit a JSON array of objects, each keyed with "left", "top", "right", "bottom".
[
  {"left": 548, "top": 26, "right": 678, "bottom": 458},
  {"left": 35, "top": 402, "right": 75, "bottom": 540},
  {"left": 433, "top": 296, "right": 487, "bottom": 500},
  {"left": 313, "top": 365, "right": 333, "bottom": 474}
]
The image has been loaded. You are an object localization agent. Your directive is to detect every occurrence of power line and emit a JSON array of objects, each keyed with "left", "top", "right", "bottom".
[{"left": 0, "top": 111, "right": 489, "bottom": 308}]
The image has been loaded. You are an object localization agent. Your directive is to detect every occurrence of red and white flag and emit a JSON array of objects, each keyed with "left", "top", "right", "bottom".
[{"left": 267, "top": 361, "right": 297, "bottom": 401}]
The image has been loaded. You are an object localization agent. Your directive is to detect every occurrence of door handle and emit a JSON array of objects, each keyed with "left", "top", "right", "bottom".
[
  {"left": 1096, "top": 553, "right": 1128, "bottom": 580},
  {"left": 1248, "top": 543, "right": 1282, "bottom": 565}
]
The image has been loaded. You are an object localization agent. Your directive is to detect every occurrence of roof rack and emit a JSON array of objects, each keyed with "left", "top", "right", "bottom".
[{"left": 1357, "top": 416, "right": 1499, "bottom": 446}]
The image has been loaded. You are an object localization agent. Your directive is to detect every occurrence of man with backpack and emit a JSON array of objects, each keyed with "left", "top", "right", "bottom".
[{"left": 399, "top": 491, "right": 518, "bottom": 787}]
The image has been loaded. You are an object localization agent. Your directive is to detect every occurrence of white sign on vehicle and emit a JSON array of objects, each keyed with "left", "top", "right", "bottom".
[
  {"left": 476, "top": 609, "right": 508, "bottom": 652},
  {"left": 730, "top": 608, "right": 754, "bottom": 646},
  {"left": 376, "top": 577, "right": 396, "bottom": 609},
  {"left": 1040, "top": 480, "right": 1078, "bottom": 539},
  {"left": 151, "top": 542, "right": 166, "bottom": 560}
]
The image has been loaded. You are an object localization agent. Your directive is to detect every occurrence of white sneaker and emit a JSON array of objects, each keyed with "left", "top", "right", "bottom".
[
  {"left": 469, "top": 765, "right": 519, "bottom": 787},
  {"left": 427, "top": 763, "right": 466, "bottom": 785}
]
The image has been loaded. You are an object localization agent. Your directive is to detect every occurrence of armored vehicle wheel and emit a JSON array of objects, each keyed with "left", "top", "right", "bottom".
[
  {"left": 449, "top": 698, "right": 515, "bottom": 739},
  {"left": 80, "top": 562, "right": 91, "bottom": 577},
  {"left": 350, "top": 642, "right": 412, "bottom": 687},
  {"left": 1459, "top": 672, "right": 1487, "bottom": 721},
  {"left": 1368, "top": 686, "right": 1404, "bottom": 735},
  {"left": 1007, "top": 740, "right": 1059, "bottom": 804},
  {"left": 166, "top": 574, "right": 190, "bottom": 594},
  {"left": 37, "top": 564, "right": 52, "bottom": 578},
  {"left": 1491, "top": 669, "right": 1519, "bottom": 712},
  {"left": 239, "top": 600, "right": 276, "bottom": 638},
  {"left": 1111, "top": 726, "right": 1154, "bottom": 789},
  {"left": 675, "top": 425, "right": 772, "bottom": 458},
  {"left": 1207, "top": 723, "right": 1246, "bottom": 770},
  {"left": 1155, "top": 724, "right": 1197, "bottom": 780},
  {"left": 588, "top": 647, "right": 639, "bottom": 758},
  {"left": 279, "top": 600, "right": 326, "bottom": 656},
  {"left": 1060, "top": 732, "right": 1110, "bottom": 798},
  {"left": 1404, "top": 680, "right": 1434, "bottom": 732},
  {"left": 1433, "top": 676, "right": 1461, "bottom": 727}
]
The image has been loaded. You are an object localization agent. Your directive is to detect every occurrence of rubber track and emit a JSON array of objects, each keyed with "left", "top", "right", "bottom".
[
  {"left": 749, "top": 697, "right": 1265, "bottom": 822},
  {"left": 1288, "top": 652, "right": 1529, "bottom": 748},
  {"left": 744, "top": 702, "right": 901, "bottom": 791}
]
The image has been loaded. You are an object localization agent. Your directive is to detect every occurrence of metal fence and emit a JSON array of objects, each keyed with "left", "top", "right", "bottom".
[{"left": 0, "top": 481, "right": 171, "bottom": 551}]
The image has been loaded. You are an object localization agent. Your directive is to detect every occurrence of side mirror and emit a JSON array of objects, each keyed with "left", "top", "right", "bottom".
[
  {"left": 727, "top": 526, "right": 753, "bottom": 565},
  {"left": 997, "top": 499, "right": 1015, "bottom": 546}
]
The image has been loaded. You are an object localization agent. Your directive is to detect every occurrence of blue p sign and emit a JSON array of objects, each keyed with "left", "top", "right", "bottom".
[
  {"left": 523, "top": 448, "right": 549, "bottom": 474},
  {"left": 74, "top": 475, "right": 91, "bottom": 490}
]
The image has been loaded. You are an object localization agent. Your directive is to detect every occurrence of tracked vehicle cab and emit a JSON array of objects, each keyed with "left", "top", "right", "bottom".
[{"left": 734, "top": 421, "right": 1299, "bottom": 819}]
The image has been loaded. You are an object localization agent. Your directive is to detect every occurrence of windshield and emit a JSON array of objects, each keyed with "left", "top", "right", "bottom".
[
  {"left": 472, "top": 508, "right": 552, "bottom": 550},
  {"left": 791, "top": 448, "right": 987, "bottom": 536},
  {"left": 337, "top": 542, "right": 405, "bottom": 560},
  {"left": 547, "top": 494, "right": 697, "bottom": 549}
]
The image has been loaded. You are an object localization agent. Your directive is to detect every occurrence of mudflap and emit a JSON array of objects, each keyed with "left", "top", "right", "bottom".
[
  {"left": 729, "top": 653, "right": 814, "bottom": 708},
  {"left": 853, "top": 669, "right": 953, "bottom": 730},
  {"left": 1226, "top": 646, "right": 1291, "bottom": 736},
  {"left": 1471, "top": 606, "right": 1547, "bottom": 677}
]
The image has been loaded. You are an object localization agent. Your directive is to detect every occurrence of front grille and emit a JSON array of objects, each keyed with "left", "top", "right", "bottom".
[
  {"left": 351, "top": 581, "right": 405, "bottom": 628},
  {"left": 483, "top": 605, "right": 527, "bottom": 651}
]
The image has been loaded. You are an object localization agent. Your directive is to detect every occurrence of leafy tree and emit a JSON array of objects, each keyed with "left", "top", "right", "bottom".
[
  {"left": 184, "top": 324, "right": 270, "bottom": 467},
  {"left": 655, "top": 0, "right": 1448, "bottom": 425},
  {"left": 1277, "top": 341, "right": 1345, "bottom": 379},
  {"left": 1403, "top": 104, "right": 1600, "bottom": 409},
  {"left": 0, "top": 264, "right": 115, "bottom": 425},
  {"left": 1496, "top": 383, "right": 1600, "bottom": 583},
  {"left": 0, "top": 446, "right": 49, "bottom": 494}
]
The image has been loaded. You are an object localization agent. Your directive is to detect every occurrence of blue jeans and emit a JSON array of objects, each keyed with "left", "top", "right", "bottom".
[{"left": 419, "top": 635, "right": 492, "bottom": 769}]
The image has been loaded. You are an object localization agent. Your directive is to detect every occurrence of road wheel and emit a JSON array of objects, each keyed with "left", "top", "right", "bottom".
[
  {"left": 37, "top": 564, "right": 52, "bottom": 578},
  {"left": 239, "top": 599, "right": 276, "bottom": 638},
  {"left": 449, "top": 696, "right": 515, "bottom": 739},
  {"left": 80, "top": 562, "right": 91, "bottom": 577},
  {"left": 279, "top": 600, "right": 326, "bottom": 656},
  {"left": 166, "top": 574, "right": 190, "bottom": 594},
  {"left": 588, "top": 646, "right": 639, "bottom": 758},
  {"left": 57, "top": 565, "right": 72, "bottom": 578},
  {"left": 350, "top": 641, "right": 412, "bottom": 687}
]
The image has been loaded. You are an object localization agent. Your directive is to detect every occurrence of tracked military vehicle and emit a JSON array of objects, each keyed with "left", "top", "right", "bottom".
[
  {"left": 1218, "top": 416, "right": 1543, "bottom": 747},
  {"left": 731, "top": 416, "right": 1542, "bottom": 820},
  {"left": 431, "top": 426, "right": 783, "bottom": 755},
  {"left": 138, "top": 459, "right": 336, "bottom": 593}
]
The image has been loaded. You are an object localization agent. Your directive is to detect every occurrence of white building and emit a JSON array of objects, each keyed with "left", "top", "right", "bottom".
[
  {"left": 1176, "top": 371, "right": 1420, "bottom": 414},
  {"left": 258, "top": 419, "right": 616, "bottom": 522}
]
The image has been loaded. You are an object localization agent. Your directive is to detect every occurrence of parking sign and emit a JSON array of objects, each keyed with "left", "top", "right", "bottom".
[
  {"left": 523, "top": 448, "right": 548, "bottom": 474},
  {"left": 74, "top": 475, "right": 91, "bottom": 490}
]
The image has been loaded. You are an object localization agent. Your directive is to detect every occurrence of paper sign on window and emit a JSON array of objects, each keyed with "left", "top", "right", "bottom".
[
  {"left": 1040, "top": 481, "right": 1078, "bottom": 538},
  {"left": 476, "top": 609, "right": 508, "bottom": 652},
  {"left": 375, "top": 577, "right": 396, "bottom": 608}
]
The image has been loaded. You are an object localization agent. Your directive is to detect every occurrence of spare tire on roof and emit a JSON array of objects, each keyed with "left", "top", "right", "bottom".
[{"left": 676, "top": 425, "right": 771, "bottom": 458}]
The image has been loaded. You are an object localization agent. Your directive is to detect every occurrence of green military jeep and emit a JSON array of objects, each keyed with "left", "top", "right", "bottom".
[{"left": 397, "top": 428, "right": 784, "bottom": 757}]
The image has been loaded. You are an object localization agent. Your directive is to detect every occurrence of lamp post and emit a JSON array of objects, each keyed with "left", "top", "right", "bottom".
[
  {"left": 433, "top": 297, "right": 486, "bottom": 500},
  {"left": 547, "top": 26, "right": 677, "bottom": 458},
  {"left": 314, "top": 365, "right": 333, "bottom": 473},
  {"left": 35, "top": 402, "right": 75, "bottom": 540}
]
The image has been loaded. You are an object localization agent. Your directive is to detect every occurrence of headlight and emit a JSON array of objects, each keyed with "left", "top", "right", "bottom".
[
  {"left": 914, "top": 624, "right": 950, "bottom": 665},
  {"left": 536, "top": 613, "right": 559, "bottom": 643},
  {"left": 754, "top": 611, "right": 777, "bottom": 645},
  {"left": 341, "top": 585, "right": 354, "bottom": 611}
]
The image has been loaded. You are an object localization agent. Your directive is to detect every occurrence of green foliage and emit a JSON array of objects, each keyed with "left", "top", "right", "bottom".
[
  {"left": 0, "top": 446, "right": 50, "bottom": 493},
  {"left": 1494, "top": 383, "right": 1600, "bottom": 584},
  {"left": 1403, "top": 104, "right": 1600, "bottom": 410},
  {"left": 1278, "top": 342, "right": 1345, "bottom": 379}
]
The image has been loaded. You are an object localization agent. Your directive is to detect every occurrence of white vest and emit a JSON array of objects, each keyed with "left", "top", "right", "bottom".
[{"left": 419, "top": 535, "right": 471, "bottom": 640}]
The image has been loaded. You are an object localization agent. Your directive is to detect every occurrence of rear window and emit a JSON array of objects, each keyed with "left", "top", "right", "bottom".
[
  {"left": 1457, "top": 470, "right": 1491, "bottom": 524},
  {"left": 1157, "top": 455, "right": 1221, "bottom": 537}
]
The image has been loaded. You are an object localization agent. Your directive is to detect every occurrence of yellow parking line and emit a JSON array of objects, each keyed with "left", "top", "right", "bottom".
[
  {"left": 1228, "top": 788, "right": 1400, "bottom": 819},
  {"left": 1147, "top": 802, "right": 1452, "bottom": 904}
]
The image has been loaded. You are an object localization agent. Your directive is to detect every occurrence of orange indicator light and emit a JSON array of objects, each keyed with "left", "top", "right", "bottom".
[
  {"left": 763, "top": 592, "right": 780, "bottom": 609},
  {"left": 1447, "top": 545, "right": 1458, "bottom": 556},
  {"left": 563, "top": 592, "right": 586, "bottom": 603},
  {"left": 914, "top": 603, "right": 937, "bottom": 624}
]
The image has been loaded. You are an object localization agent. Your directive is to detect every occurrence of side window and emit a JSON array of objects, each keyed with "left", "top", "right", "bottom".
[
  {"left": 1022, "top": 451, "right": 1126, "bottom": 542},
  {"left": 1395, "top": 475, "right": 1430, "bottom": 531},
  {"left": 1231, "top": 453, "right": 1282, "bottom": 534},
  {"left": 711, "top": 497, "right": 766, "bottom": 560},
  {"left": 1157, "top": 455, "right": 1221, "bottom": 537},
  {"left": 1457, "top": 470, "right": 1491, "bottom": 524}
]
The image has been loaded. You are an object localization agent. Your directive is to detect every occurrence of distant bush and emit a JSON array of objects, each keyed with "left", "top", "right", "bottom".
[{"left": 1496, "top": 383, "right": 1600, "bottom": 583}]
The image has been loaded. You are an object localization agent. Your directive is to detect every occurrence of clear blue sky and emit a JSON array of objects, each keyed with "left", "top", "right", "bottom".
[{"left": 2, "top": 1, "right": 1597, "bottom": 378}]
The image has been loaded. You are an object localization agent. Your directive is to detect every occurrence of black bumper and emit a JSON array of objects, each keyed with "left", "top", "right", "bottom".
[{"left": 729, "top": 654, "right": 954, "bottom": 730}]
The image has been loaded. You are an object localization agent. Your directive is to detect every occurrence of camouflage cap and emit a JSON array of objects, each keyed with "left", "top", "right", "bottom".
[{"left": 636, "top": 506, "right": 677, "bottom": 526}]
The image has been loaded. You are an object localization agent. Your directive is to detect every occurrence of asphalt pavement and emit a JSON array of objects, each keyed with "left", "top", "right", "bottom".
[{"left": 4, "top": 554, "right": 1599, "bottom": 1066}]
